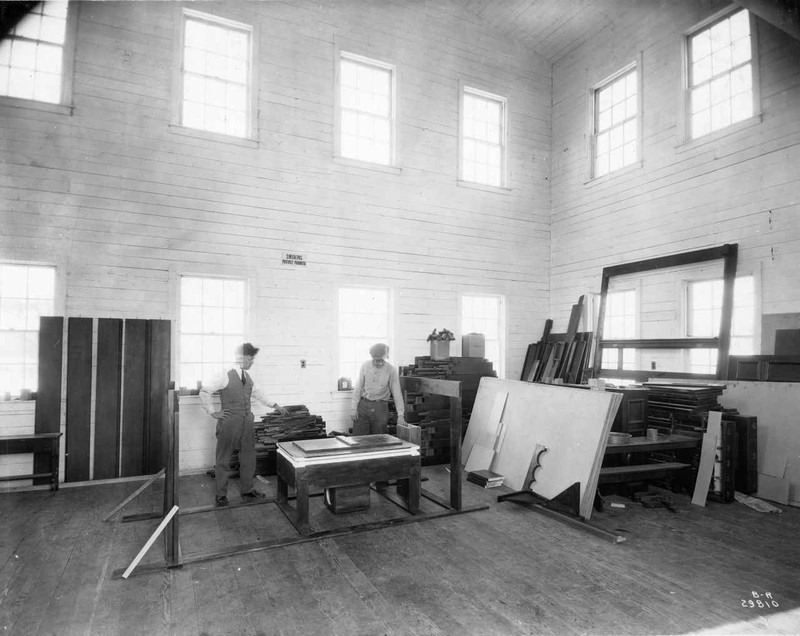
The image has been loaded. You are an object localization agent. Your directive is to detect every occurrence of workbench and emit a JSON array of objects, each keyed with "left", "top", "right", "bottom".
[
  {"left": 276, "top": 435, "right": 421, "bottom": 535},
  {"left": 0, "top": 432, "right": 62, "bottom": 492}
]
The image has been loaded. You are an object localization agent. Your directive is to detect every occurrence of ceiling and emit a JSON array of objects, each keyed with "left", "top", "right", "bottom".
[{"left": 457, "top": 0, "right": 800, "bottom": 63}]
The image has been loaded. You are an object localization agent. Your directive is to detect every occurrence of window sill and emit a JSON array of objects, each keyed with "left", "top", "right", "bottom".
[
  {"left": 583, "top": 160, "right": 644, "bottom": 187},
  {"left": 457, "top": 180, "right": 510, "bottom": 195},
  {"left": 330, "top": 389, "right": 354, "bottom": 398},
  {"left": 675, "top": 113, "right": 763, "bottom": 153},
  {"left": 168, "top": 123, "right": 259, "bottom": 148},
  {"left": 0, "top": 95, "right": 73, "bottom": 116},
  {"left": 333, "top": 156, "right": 402, "bottom": 175}
]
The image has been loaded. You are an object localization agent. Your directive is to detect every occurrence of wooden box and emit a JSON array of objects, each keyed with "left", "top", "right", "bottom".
[
  {"left": 324, "top": 484, "right": 370, "bottom": 513},
  {"left": 461, "top": 333, "right": 485, "bottom": 358}
]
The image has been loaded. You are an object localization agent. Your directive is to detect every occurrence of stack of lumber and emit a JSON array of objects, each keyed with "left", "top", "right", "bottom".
[
  {"left": 404, "top": 392, "right": 452, "bottom": 464},
  {"left": 254, "top": 405, "right": 326, "bottom": 447},
  {"left": 643, "top": 383, "right": 726, "bottom": 433},
  {"left": 521, "top": 296, "right": 591, "bottom": 385},
  {"left": 400, "top": 356, "right": 496, "bottom": 417}
]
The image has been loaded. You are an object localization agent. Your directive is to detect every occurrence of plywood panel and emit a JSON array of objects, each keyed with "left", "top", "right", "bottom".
[
  {"left": 121, "top": 319, "right": 146, "bottom": 477},
  {"left": 65, "top": 318, "right": 93, "bottom": 483},
  {"left": 94, "top": 318, "right": 122, "bottom": 480},
  {"left": 463, "top": 377, "right": 621, "bottom": 520},
  {"left": 33, "top": 316, "right": 63, "bottom": 484}
]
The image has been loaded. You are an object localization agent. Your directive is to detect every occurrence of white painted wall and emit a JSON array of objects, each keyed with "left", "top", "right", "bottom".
[
  {"left": 548, "top": 1, "right": 800, "bottom": 335},
  {"left": 0, "top": 1, "right": 551, "bottom": 477}
]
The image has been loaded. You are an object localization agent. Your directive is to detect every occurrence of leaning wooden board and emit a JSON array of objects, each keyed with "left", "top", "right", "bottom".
[{"left": 463, "top": 377, "right": 622, "bottom": 520}]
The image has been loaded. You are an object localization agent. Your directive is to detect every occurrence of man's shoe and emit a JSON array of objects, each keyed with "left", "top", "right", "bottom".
[
  {"left": 241, "top": 490, "right": 266, "bottom": 500},
  {"left": 215, "top": 496, "right": 229, "bottom": 506}
]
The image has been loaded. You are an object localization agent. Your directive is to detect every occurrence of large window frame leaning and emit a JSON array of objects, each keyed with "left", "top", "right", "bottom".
[{"left": 592, "top": 243, "right": 738, "bottom": 381}]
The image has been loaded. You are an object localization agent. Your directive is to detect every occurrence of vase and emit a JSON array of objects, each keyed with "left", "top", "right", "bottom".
[{"left": 430, "top": 340, "right": 451, "bottom": 360}]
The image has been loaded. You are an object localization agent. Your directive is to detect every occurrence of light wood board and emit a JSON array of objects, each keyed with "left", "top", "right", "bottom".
[{"left": 463, "top": 378, "right": 621, "bottom": 520}]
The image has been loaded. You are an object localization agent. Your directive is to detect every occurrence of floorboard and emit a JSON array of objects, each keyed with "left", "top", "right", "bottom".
[{"left": 1, "top": 467, "right": 799, "bottom": 635}]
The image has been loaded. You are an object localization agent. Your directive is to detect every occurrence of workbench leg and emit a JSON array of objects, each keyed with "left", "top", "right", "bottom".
[
  {"left": 408, "top": 464, "right": 421, "bottom": 514},
  {"left": 276, "top": 476, "right": 288, "bottom": 504},
  {"left": 295, "top": 479, "right": 310, "bottom": 535}
]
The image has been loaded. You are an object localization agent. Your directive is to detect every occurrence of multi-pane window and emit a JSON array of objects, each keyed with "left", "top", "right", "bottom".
[
  {"left": 339, "top": 53, "right": 395, "bottom": 165},
  {"left": 601, "top": 290, "right": 637, "bottom": 371},
  {"left": 461, "top": 88, "right": 506, "bottom": 187},
  {"left": 594, "top": 65, "right": 638, "bottom": 177},
  {"left": 688, "top": 9, "right": 754, "bottom": 139},
  {"left": 181, "top": 10, "right": 252, "bottom": 138},
  {"left": 688, "top": 276, "right": 755, "bottom": 373},
  {"left": 179, "top": 276, "right": 246, "bottom": 389},
  {"left": 461, "top": 294, "right": 505, "bottom": 378},
  {"left": 0, "top": 1, "right": 69, "bottom": 104},
  {"left": 338, "top": 288, "right": 390, "bottom": 382},
  {"left": 0, "top": 264, "right": 56, "bottom": 397}
]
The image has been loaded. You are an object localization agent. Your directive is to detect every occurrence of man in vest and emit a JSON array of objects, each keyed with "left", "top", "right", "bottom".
[{"left": 200, "top": 343, "right": 289, "bottom": 506}]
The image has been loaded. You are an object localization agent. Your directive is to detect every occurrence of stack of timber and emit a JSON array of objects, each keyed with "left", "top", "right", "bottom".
[
  {"left": 404, "top": 392, "right": 453, "bottom": 465},
  {"left": 466, "top": 469, "right": 504, "bottom": 488},
  {"left": 643, "top": 383, "right": 726, "bottom": 434},
  {"left": 400, "top": 356, "right": 496, "bottom": 420},
  {"left": 213, "top": 405, "right": 327, "bottom": 478},
  {"left": 254, "top": 405, "right": 326, "bottom": 446},
  {"left": 521, "top": 296, "right": 592, "bottom": 385}
]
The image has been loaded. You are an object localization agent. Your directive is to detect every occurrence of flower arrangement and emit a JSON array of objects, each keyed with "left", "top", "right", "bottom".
[{"left": 426, "top": 328, "right": 455, "bottom": 342}]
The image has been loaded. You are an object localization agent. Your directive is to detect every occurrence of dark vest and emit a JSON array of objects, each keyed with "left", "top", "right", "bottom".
[{"left": 219, "top": 369, "right": 252, "bottom": 416}]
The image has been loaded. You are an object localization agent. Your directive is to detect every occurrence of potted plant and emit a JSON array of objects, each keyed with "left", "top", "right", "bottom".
[{"left": 427, "top": 328, "right": 455, "bottom": 360}]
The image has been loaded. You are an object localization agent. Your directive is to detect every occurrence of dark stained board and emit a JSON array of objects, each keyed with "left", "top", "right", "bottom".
[
  {"left": 121, "top": 319, "right": 146, "bottom": 477},
  {"left": 65, "top": 317, "right": 92, "bottom": 482},
  {"left": 94, "top": 318, "right": 122, "bottom": 480},
  {"left": 33, "top": 316, "right": 63, "bottom": 484},
  {"left": 145, "top": 319, "right": 171, "bottom": 474}
]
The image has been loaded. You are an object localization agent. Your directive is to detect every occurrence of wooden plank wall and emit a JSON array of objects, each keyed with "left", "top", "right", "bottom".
[
  {"left": 548, "top": 1, "right": 800, "bottom": 333},
  {"left": 0, "top": 1, "right": 553, "bottom": 438}
]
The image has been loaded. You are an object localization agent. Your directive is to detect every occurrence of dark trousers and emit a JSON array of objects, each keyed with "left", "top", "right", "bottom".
[
  {"left": 215, "top": 412, "right": 256, "bottom": 497},
  {"left": 354, "top": 398, "right": 389, "bottom": 435}
]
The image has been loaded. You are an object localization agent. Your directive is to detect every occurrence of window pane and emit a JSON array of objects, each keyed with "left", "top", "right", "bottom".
[
  {"left": 180, "top": 275, "right": 246, "bottom": 387},
  {"left": 688, "top": 9, "right": 752, "bottom": 140},
  {"left": 182, "top": 11, "right": 251, "bottom": 138},
  {"left": 461, "top": 89, "right": 505, "bottom": 186}
]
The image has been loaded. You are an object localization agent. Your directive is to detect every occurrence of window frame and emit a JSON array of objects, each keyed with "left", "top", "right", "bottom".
[
  {"left": 336, "top": 286, "right": 394, "bottom": 387},
  {"left": 459, "top": 292, "right": 506, "bottom": 379},
  {"left": 458, "top": 83, "right": 508, "bottom": 191},
  {"left": 0, "top": 262, "right": 59, "bottom": 398},
  {"left": 171, "top": 7, "right": 257, "bottom": 143},
  {"left": 0, "top": 0, "right": 78, "bottom": 114},
  {"left": 681, "top": 6, "right": 761, "bottom": 144},
  {"left": 334, "top": 50, "right": 398, "bottom": 168},
  {"left": 176, "top": 273, "right": 250, "bottom": 390},
  {"left": 590, "top": 59, "right": 642, "bottom": 180}
]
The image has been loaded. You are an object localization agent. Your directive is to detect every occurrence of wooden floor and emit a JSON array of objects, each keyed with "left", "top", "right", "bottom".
[{"left": 1, "top": 468, "right": 799, "bottom": 635}]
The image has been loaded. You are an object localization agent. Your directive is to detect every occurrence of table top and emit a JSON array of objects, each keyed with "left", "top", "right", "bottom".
[{"left": 278, "top": 435, "right": 418, "bottom": 464}]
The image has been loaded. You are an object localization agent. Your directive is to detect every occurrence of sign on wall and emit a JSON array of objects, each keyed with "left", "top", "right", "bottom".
[{"left": 282, "top": 252, "right": 306, "bottom": 266}]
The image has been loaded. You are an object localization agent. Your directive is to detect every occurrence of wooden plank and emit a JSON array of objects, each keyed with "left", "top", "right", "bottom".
[
  {"left": 33, "top": 316, "right": 63, "bottom": 485},
  {"left": 145, "top": 319, "right": 171, "bottom": 474},
  {"left": 65, "top": 317, "right": 93, "bottom": 483},
  {"left": 121, "top": 319, "right": 147, "bottom": 477},
  {"left": 400, "top": 376, "right": 461, "bottom": 398},
  {"left": 94, "top": 318, "right": 122, "bottom": 480},
  {"left": 692, "top": 411, "right": 722, "bottom": 506},
  {"left": 121, "top": 505, "right": 179, "bottom": 579},
  {"left": 102, "top": 468, "right": 165, "bottom": 522}
]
